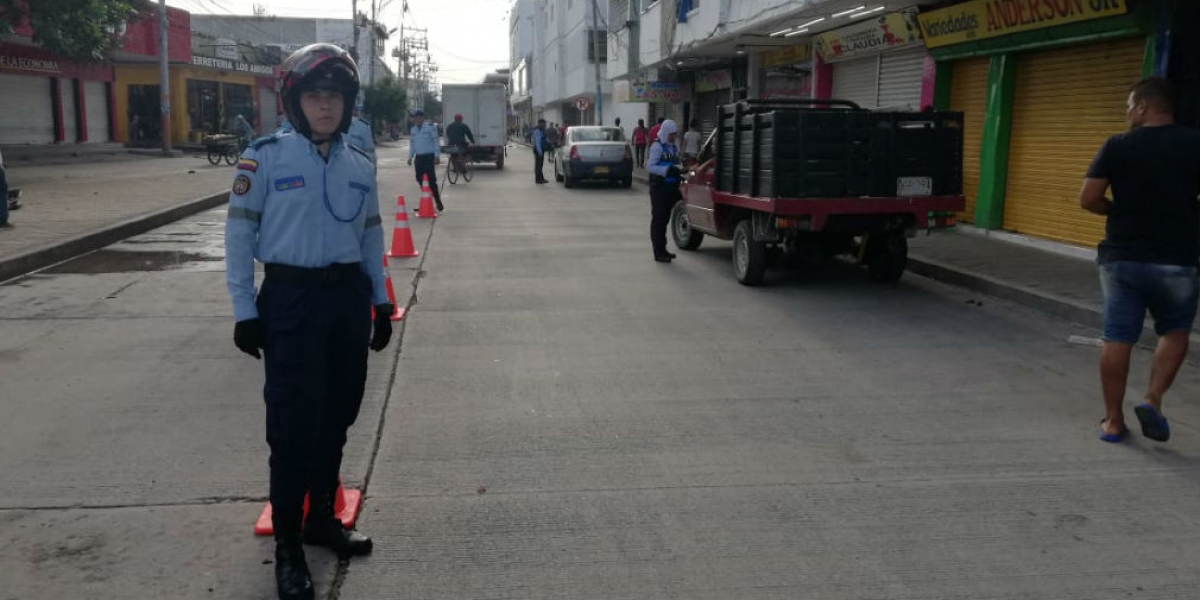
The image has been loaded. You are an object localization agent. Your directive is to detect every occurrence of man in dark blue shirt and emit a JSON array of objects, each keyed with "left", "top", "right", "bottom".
[{"left": 1081, "top": 77, "right": 1200, "bottom": 444}]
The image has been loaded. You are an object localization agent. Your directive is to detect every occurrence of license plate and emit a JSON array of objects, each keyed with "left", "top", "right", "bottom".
[
  {"left": 594, "top": 166, "right": 609, "bottom": 174},
  {"left": 897, "top": 176, "right": 932, "bottom": 196}
]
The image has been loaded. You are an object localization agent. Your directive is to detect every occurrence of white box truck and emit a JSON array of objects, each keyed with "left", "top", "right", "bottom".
[{"left": 441, "top": 83, "right": 508, "bottom": 168}]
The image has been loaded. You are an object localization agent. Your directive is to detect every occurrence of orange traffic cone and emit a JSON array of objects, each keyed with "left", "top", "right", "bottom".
[
  {"left": 382, "top": 255, "right": 405, "bottom": 321},
  {"left": 387, "top": 195, "right": 419, "bottom": 258},
  {"left": 416, "top": 174, "right": 438, "bottom": 219},
  {"left": 254, "top": 477, "right": 363, "bottom": 535}
]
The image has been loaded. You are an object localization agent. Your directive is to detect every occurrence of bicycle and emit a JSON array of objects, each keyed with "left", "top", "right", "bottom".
[
  {"left": 203, "top": 134, "right": 242, "bottom": 166},
  {"left": 444, "top": 145, "right": 473, "bottom": 185}
]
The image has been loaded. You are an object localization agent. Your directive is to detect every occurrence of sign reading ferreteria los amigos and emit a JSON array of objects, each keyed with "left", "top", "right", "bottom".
[
  {"left": 191, "top": 55, "right": 275, "bottom": 76},
  {"left": 918, "top": 0, "right": 1128, "bottom": 49},
  {"left": 815, "top": 8, "right": 924, "bottom": 63}
]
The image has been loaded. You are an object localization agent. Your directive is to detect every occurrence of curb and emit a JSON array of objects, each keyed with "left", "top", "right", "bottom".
[
  {"left": 906, "top": 254, "right": 1200, "bottom": 345},
  {"left": 0, "top": 190, "right": 228, "bottom": 283}
]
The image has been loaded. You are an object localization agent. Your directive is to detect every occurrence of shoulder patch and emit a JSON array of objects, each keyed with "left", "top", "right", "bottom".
[
  {"left": 232, "top": 174, "right": 252, "bottom": 196},
  {"left": 248, "top": 134, "right": 281, "bottom": 150}
]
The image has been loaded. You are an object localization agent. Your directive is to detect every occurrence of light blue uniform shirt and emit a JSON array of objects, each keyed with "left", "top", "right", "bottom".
[
  {"left": 532, "top": 128, "right": 546, "bottom": 154},
  {"left": 225, "top": 131, "right": 387, "bottom": 322},
  {"left": 408, "top": 122, "right": 441, "bottom": 159},
  {"left": 646, "top": 139, "right": 680, "bottom": 177},
  {"left": 346, "top": 117, "right": 376, "bottom": 165}
]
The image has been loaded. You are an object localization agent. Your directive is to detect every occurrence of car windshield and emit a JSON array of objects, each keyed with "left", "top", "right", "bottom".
[{"left": 571, "top": 127, "right": 625, "bottom": 142}]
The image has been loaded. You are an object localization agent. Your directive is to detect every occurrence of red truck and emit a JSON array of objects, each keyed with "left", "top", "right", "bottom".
[{"left": 672, "top": 100, "right": 965, "bottom": 285}]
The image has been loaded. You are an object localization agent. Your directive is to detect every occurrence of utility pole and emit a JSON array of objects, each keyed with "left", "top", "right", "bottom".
[
  {"left": 351, "top": 0, "right": 360, "bottom": 63},
  {"left": 591, "top": 0, "right": 603, "bottom": 125},
  {"left": 157, "top": 0, "right": 171, "bottom": 155},
  {"left": 628, "top": 0, "right": 639, "bottom": 84}
]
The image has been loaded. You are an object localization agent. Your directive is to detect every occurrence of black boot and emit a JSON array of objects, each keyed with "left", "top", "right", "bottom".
[
  {"left": 273, "top": 508, "right": 313, "bottom": 600},
  {"left": 274, "top": 543, "right": 314, "bottom": 600},
  {"left": 303, "top": 493, "right": 373, "bottom": 559}
]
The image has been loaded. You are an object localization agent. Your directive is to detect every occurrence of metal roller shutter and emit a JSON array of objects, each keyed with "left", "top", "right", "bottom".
[
  {"left": 0, "top": 73, "right": 54, "bottom": 144},
  {"left": 877, "top": 47, "right": 927, "bottom": 110},
  {"left": 949, "top": 57, "right": 989, "bottom": 223},
  {"left": 831, "top": 56, "right": 878, "bottom": 108},
  {"left": 60, "top": 79, "right": 78, "bottom": 142},
  {"left": 693, "top": 90, "right": 723, "bottom": 140},
  {"left": 1003, "top": 37, "right": 1145, "bottom": 247},
  {"left": 84, "top": 81, "right": 110, "bottom": 142}
]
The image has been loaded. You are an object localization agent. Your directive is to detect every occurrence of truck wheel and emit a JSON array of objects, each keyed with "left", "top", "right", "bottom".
[
  {"left": 866, "top": 233, "right": 908, "bottom": 283},
  {"left": 496, "top": 155, "right": 504, "bottom": 169},
  {"left": 732, "top": 220, "right": 767, "bottom": 286},
  {"left": 564, "top": 175, "right": 576, "bottom": 189},
  {"left": 671, "top": 201, "right": 704, "bottom": 250}
]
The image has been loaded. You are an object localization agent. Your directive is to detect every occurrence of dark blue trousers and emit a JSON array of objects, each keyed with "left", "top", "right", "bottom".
[{"left": 257, "top": 271, "right": 372, "bottom": 534}]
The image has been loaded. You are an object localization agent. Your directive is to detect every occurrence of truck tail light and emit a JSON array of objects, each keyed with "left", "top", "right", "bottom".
[{"left": 569, "top": 146, "right": 580, "bottom": 160}]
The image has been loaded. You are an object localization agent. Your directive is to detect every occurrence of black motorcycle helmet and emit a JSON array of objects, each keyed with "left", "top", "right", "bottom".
[{"left": 279, "top": 43, "right": 360, "bottom": 139}]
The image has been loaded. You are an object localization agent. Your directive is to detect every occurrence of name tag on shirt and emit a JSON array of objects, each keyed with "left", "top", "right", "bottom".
[{"left": 274, "top": 176, "right": 306, "bottom": 191}]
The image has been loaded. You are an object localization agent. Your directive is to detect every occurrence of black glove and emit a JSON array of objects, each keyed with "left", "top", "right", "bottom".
[
  {"left": 233, "top": 318, "right": 265, "bottom": 359},
  {"left": 666, "top": 165, "right": 682, "bottom": 180},
  {"left": 370, "top": 304, "right": 393, "bottom": 352}
]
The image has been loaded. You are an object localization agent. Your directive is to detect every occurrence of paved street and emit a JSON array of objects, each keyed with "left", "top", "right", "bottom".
[{"left": 0, "top": 143, "right": 1196, "bottom": 599}]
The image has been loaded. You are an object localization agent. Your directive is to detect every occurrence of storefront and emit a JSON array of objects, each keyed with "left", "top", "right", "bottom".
[
  {"left": 0, "top": 43, "right": 114, "bottom": 145},
  {"left": 115, "top": 57, "right": 275, "bottom": 146},
  {"left": 757, "top": 43, "right": 813, "bottom": 101},
  {"left": 691, "top": 69, "right": 733, "bottom": 138},
  {"left": 921, "top": 0, "right": 1154, "bottom": 247},
  {"left": 819, "top": 8, "right": 928, "bottom": 110},
  {"left": 624, "top": 79, "right": 686, "bottom": 134}
]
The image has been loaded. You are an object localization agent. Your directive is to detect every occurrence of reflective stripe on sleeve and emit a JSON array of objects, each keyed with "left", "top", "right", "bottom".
[
  {"left": 228, "top": 206, "right": 262, "bottom": 223},
  {"left": 365, "top": 215, "right": 382, "bottom": 228}
]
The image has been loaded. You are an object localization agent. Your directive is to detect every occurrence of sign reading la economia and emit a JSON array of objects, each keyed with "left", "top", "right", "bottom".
[{"left": 918, "top": 0, "right": 1128, "bottom": 48}]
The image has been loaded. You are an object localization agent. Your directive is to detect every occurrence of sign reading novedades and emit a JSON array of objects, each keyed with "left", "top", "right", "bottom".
[{"left": 918, "top": 0, "right": 1128, "bottom": 49}]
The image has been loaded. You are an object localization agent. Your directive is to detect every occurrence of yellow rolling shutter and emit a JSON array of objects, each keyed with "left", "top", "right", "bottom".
[
  {"left": 949, "top": 57, "right": 989, "bottom": 223},
  {"left": 1002, "top": 37, "right": 1145, "bottom": 247}
]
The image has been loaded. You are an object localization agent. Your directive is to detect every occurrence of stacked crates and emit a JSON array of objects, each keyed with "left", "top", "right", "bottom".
[{"left": 714, "top": 100, "right": 962, "bottom": 198}]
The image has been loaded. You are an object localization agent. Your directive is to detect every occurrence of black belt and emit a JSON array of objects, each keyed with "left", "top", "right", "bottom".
[
  {"left": 414, "top": 153, "right": 435, "bottom": 158},
  {"left": 264, "top": 262, "right": 362, "bottom": 284}
]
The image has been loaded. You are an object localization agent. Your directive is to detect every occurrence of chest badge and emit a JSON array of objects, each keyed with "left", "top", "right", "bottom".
[{"left": 274, "top": 176, "right": 306, "bottom": 191}]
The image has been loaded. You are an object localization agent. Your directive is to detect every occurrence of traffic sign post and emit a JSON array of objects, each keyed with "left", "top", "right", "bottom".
[{"left": 574, "top": 96, "right": 591, "bottom": 112}]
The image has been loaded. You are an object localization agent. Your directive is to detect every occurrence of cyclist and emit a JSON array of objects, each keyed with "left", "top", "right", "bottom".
[{"left": 445, "top": 114, "right": 475, "bottom": 172}]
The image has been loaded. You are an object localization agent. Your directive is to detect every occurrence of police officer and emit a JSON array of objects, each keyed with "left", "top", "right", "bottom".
[
  {"left": 406, "top": 109, "right": 444, "bottom": 211},
  {"left": 224, "top": 43, "right": 392, "bottom": 600},
  {"left": 347, "top": 111, "right": 376, "bottom": 166},
  {"left": 645, "top": 119, "right": 682, "bottom": 262},
  {"left": 532, "top": 118, "right": 549, "bottom": 184}
]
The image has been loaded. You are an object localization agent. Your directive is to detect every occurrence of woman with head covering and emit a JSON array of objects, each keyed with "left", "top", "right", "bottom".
[{"left": 644, "top": 119, "right": 683, "bottom": 262}]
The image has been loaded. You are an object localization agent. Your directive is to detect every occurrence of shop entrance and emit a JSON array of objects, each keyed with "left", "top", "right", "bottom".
[{"left": 127, "top": 84, "right": 161, "bottom": 146}]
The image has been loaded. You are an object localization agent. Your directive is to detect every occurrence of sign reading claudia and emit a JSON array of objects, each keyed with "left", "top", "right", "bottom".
[
  {"left": 192, "top": 55, "right": 274, "bottom": 76},
  {"left": 815, "top": 8, "right": 924, "bottom": 63},
  {"left": 0, "top": 54, "right": 60, "bottom": 73},
  {"left": 918, "top": 0, "right": 1128, "bottom": 49}
]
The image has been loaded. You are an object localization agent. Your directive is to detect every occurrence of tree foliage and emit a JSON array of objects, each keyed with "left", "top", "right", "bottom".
[
  {"left": 362, "top": 75, "right": 407, "bottom": 131},
  {"left": 0, "top": 0, "right": 152, "bottom": 61}
]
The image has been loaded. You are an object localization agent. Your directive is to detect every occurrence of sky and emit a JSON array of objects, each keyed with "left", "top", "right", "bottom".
[{"left": 167, "top": 0, "right": 512, "bottom": 85}]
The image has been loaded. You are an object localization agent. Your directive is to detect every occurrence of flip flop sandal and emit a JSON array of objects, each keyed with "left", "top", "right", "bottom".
[
  {"left": 1134, "top": 403, "right": 1170, "bottom": 442},
  {"left": 1098, "top": 419, "right": 1129, "bottom": 443}
]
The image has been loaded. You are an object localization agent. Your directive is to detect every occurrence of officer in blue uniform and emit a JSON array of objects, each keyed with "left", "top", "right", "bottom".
[
  {"left": 347, "top": 113, "right": 376, "bottom": 166},
  {"left": 645, "top": 119, "right": 682, "bottom": 262},
  {"left": 224, "top": 43, "right": 392, "bottom": 600},
  {"left": 407, "top": 109, "right": 444, "bottom": 211}
]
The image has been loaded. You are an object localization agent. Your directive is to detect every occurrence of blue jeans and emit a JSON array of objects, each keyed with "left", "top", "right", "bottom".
[{"left": 1099, "top": 261, "right": 1200, "bottom": 343}]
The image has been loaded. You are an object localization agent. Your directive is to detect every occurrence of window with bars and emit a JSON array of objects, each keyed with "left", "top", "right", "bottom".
[{"left": 587, "top": 30, "right": 608, "bottom": 63}]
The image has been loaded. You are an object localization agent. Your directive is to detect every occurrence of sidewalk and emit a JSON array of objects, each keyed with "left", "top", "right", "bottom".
[{"left": 0, "top": 152, "right": 231, "bottom": 282}]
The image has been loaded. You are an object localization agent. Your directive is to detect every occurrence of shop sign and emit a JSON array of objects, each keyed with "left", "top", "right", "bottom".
[
  {"left": 918, "top": 0, "right": 1128, "bottom": 49},
  {"left": 0, "top": 54, "right": 60, "bottom": 74},
  {"left": 760, "top": 43, "right": 813, "bottom": 69},
  {"left": 695, "top": 70, "right": 732, "bottom": 93},
  {"left": 629, "top": 81, "right": 685, "bottom": 103},
  {"left": 815, "top": 8, "right": 924, "bottom": 63},
  {"left": 191, "top": 55, "right": 274, "bottom": 76},
  {"left": 215, "top": 38, "right": 239, "bottom": 61}
]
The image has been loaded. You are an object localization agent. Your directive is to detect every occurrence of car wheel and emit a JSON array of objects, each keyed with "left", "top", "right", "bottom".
[
  {"left": 671, "top": 201, "right": 704, "bottom": 251},
  {"left": 564, "top": 176, "right": 576, "bottom": 189},
  {"left": 555, "top": 162, "right": 564, "bottom": 182}
]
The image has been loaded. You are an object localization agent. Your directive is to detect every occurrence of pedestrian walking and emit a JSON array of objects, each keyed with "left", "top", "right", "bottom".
[
  {"left": 682, "top": 119, "right": 703, "bottom": 165},
  {"left": 532, "top": 118, "right": 549, "bottom": 184},
  {"left": 223, "top": 43, "right": 392, "bottom": 600},
  {"left": 1080, "top": 77, "right": 1200, "bottom": 444},
  {"left": 648, "top": 117, "right": 665, "bottom": 145},
  {"left": 407, "top": 108, "right": 444, "bottom": 211},
  {"left": 645, "top": 119, "right": 683, "bottom": 263},
  {"left": 632, "top": 119, "right": 648, "bottom": 167}
]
